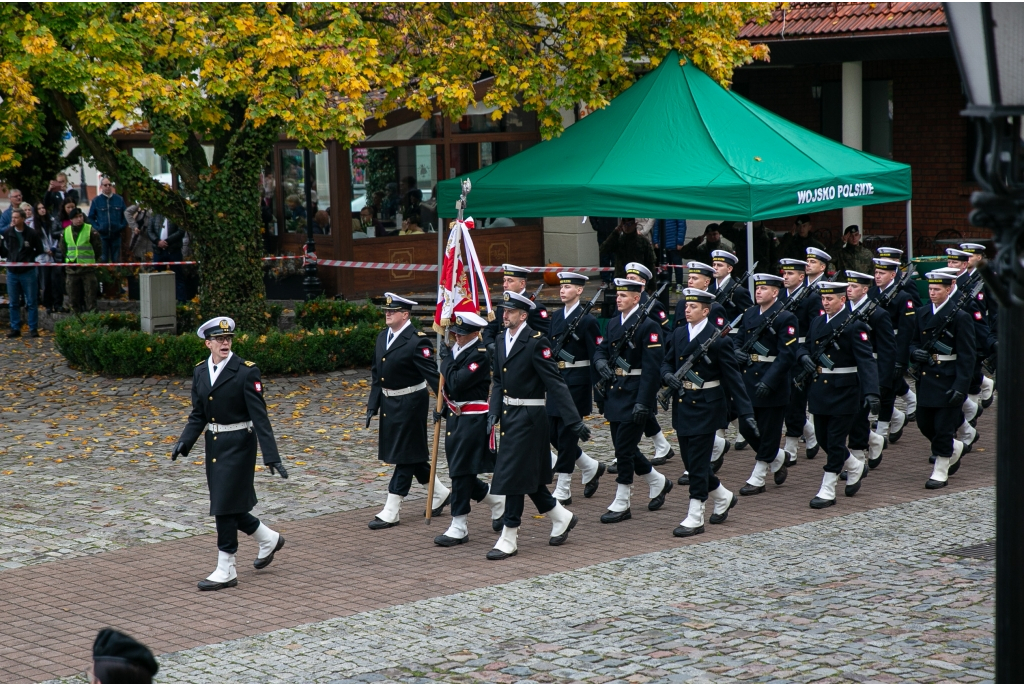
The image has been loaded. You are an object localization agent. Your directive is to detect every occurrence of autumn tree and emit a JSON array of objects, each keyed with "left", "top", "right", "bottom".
[{"left": 0, "top": 2, "right": 771, "bottom": 331}]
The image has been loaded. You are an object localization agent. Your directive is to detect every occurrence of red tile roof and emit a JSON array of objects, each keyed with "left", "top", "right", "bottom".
[{"left": 740, "top": 2, "right": 947, "bottom": 40}]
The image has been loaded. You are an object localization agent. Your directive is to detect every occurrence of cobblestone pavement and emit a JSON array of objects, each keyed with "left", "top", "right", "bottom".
[{"left": 48, "top": 487, "right": 992, "bottom": 684}]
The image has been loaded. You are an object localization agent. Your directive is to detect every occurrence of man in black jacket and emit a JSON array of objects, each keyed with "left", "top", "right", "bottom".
[
  {"left": 1, "top": 208, "right": 44, "bottom": 338},
  {"left": 147, "top": 213, "right": 187, "bottom": 302},
  {"left": 172, "top": 317, "right": 288, "bottom": 591}
]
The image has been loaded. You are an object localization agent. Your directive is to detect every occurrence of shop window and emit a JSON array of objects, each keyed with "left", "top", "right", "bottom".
[
  {"left": 278, "top": 149, "right": 331, "bottom": 234},
  {"left": 451, "top": 104, "right": 537, "bottom": 135},
  {"left": 131, "top": 148, "right": 172, "bottom": 186},
  {"left": 351, "top": 144, "right": 440, "bottom": 238}
]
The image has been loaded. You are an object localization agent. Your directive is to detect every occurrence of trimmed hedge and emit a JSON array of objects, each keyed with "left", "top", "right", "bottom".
[
  {"left": 295, "top": 297, "right": 383, "bottom": 330},
  {"left": 55, "top": 312, "right": 383, "bottom": 377}
]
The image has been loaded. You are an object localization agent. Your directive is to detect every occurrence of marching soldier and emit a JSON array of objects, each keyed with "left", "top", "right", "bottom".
[
  {"left": 173, "top": 317, "right": 287, "bottom": 591},
  {"left": 433, "top": 312, "right": 507, "bottom": 546},
  {"left": 948, "top": 248, "right": 995, "bottom": 435},
  {"left": 796, "top": 282, "right": 880, "bottom": 509},
  {"left": 733, "top": 273, "right": 800, "bottom": 496},
  {"left": 845, "top": 271, "right": 896, "bottom": 470},
  {"left": 593, "top": 279, "right": 673, "bottom": 523},
  {"left": 709, "top": 249, "right": 753, "bottom": 322},
  {"left": 481, "top": 264, "right": 550, "bottom": 353},
  {"left": 366, "top": 293, "right": 451, "bottom": 530},
  {"left": 875, "top": 246, "right": 920, "bottom": 420},
  {"left": 959, "top": 242, "right": 996, "bottom": 408},
  {"left": 661, "top": 288, "right": 758, "bottom": 537},
  {"left": 779, "top": 258, "right": 822, "bottom": 459},
  {"left": 487, "top": 291, "right": 589, "bottom": 559},
  {"left": 910, "top": 271, "right": 976, "bottom": 489},
  {"left": 548, "top": 272, "right": 605, "bottom": 505},
  {"left": 869, "top": 258, "right": 915, "bottom": 444}
]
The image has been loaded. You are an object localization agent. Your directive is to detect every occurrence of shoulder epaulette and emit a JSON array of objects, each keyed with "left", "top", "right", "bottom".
[
  {"left": 417, "top": 331, "right": 427, "bottom": 336},
  {"left": 195, "top": 360, "right": 204, "bottom": 367},
  {"left": 477, "top": 348, "right": 487, "bottom": 353},
  {"left": 244, "top": 360, "right": 256, "bottom": 367},
  {"left": 532, "top": 331, "right": 542, "bottom": 338}
]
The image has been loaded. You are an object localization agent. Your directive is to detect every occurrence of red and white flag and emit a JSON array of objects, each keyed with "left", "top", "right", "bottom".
[{"left": 434, "top": 216, "right": 493, "bottom": 332}]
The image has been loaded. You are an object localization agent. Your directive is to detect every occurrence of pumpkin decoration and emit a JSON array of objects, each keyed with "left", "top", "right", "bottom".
[{"left": 543, "top": 262, "right": 562, "bottom": 286}]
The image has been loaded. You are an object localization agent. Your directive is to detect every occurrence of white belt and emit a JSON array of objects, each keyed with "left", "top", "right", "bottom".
[
  {"left": 934, "top": 354, "right": 958, "bottom": 362},
  {"left": 503, "top": 396, "right": 546, "bottom": 406},
  {"left": 727, "top": 329, "right": 739, "bottom": 334},
  {"left": 872, "top": 353, "right": 878, "bottom": 359},
  {"left": 798, "top": 337, "right": 807, "bottom": 343},
  {"left": 558, "top": 360, "right": 591, "bottom": 369},
  {"left": 614, "top": 368, "right": 642, "bottom": 376},
  {"left": 382, "top": 381, "right": 427, "bottom": 397},
  {"left": 207, "top": 421, "right": 253, "bottom": 434},
  {"left": 683, "top": 379, "right": 721, "bottom": 391},
  {"left": 818, "top": 366, "right": 857, "bottom": 374},
  {"left": 749, "top": 354, "right": 776, "bottom": 363}
]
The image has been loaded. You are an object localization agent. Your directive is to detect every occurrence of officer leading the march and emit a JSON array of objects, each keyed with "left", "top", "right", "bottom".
[
  {"left": 433, "top": 311, "right": 507, "bottom": 547},
  {"left": 797, "top": 282, "right": 880, "bottom": 510},
  {"left": 173, "top": 317, "right": 287, "bottom": 591},
  {"left": 481, "top": 264, "right": 550, "bottom": 353},
  {"left": 366, "top": 293, "right": 451, "bottom": 530},
  {"left": 487, "top": 291, "right": 589, "bottom": 560},
  {"left": 548, "top": 272, "right": 605, "bottom": 505}
]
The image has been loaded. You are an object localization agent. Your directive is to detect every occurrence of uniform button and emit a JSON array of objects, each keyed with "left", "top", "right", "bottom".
[
  {"left": 208, "top": 396, "right": 213, "bottom": 401},
  {"left": 212, "top": 458, "right": 216, "bottom": 462},
  {"left": 382, "top": 357, "right": 386, "bottom": 361},
  {"left": 503, "top": 410, "right": 507, "bottom": 414},
  {"left": 501, "top": 432, "right": 505, "bottom": 436},
  {"left": 446, "top": 432, "right": 450, "bottom": 436},
  {"left": 503, "top": 367, "right": 507, "bottom": 372},
  {"left": 383, "top": 413, "right": 386, "bottom": 417},
  {"left": 211, "top": 418, "right": 215, "bottom": 421},
  {"left": 823, "top": 380, "right": 828, "bottom": 384},
  {"left": 381, "top": 377, "right": 384, "bottom": 381},
  {"left": 213, "top": 436, "right": 217, "bottom": 440}
]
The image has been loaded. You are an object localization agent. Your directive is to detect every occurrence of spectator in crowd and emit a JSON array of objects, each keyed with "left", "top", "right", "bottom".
[
  {"left": 91, "top": 628, "right": 158, "bottom": 684},
  {"left": 679, "top": 222, "right": 736, "bottom": 263},
  {"left": 400, "top": 175, "right": 423, "bottom": 217},
  {"left": 599, "top": 218, "right": 657, "bottom": 281},
  {"left": 146, "top": 211, "right": 187, "bottom": 302},
  {"left": 19, "top": 202, "right": 35, "bottom": 229},
  {"left": 60, "top": 209, "right": 102, "bottom": 314},
  {"left": 125, "top": 202, "right": 153, "bottom": 262},
  {"left": 717, "top": 220, "right": 779, "bottom": 275},
  {"left": 43, "top": 172, "right": 80, "bottom": 217},
  {"left": 87, "top": 177, "right": 127, "bottom": 262},
  {"left": 419, "top": 184, "right": 439, "bottom": 233},
  {"left": 353, "top": 206, "right": 381, "bottom": 238},
  {"left": 590, "top": 216, "right": 619, "bottom": 284},
  {"left": 59, "top": 197, "right": 79, "bottom": 228},
  {"left": 636, "top": 218, "right": 656, "bottom": 241},
  {"left": 382, "top": 182, "right": 401, "bottom": 218},
  {"left": 653, "top": 219, "right": 688, "bottom": 292},
  {"left": 35, "top": 202, "right": 66, "bottom": 313},
  {"left": 0, "top": 208, "right": 44, "bottom": 337},
  {"left": 0, "top": 188, "right": 23, "bottom": 233},
  {"left": 398, "top": 213, "right": 425, "bottom": 235},
  {"left": 776, "top": 214, "right": 826, "bottom": 267},
  {"left": 830, "top": 224, "right": 874, "bottom": 275},
  {"left": 313, "top": 209, "right": 331, "bottom": 235},
  {"left": 284, "top": 194, "right": 306, "bottom": 221}
]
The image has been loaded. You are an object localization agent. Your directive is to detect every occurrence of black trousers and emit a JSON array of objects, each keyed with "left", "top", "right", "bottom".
[
  {"left": 503, "top": 485, "right": 556, "bottom": 528},
  {"left": 917, "top": 405, "right": 962, "bottom": 458},
  {"left": 813, "top": 412, "right": 857, "bottom": 474},
  {"left": 847, "top": 404, "right": 872, "bottom": 451},
  {"left": 643, "top": 414, "right": 662, "bottom": 438},
  {"left": 610, "top": 421, "right": 653, "bottom": 485},
  {"left": 216, "top": 512, "right": 260, "bottom": 554},
  {"left": 389, "top": 462, "right": 431, "bottom": 496},
  {"left": 678, "top": 433, "right": 719, "bottom": 502},
  {"left": 754, "top": 405, "right": 785, "bottom": 463},
  {"left": 549, "top": 416, "right": 582, "bottom": 474},
  {"left": 894, "top": 375, "right": 910, "bottom": 397},
  {"left": 785, "top": 383, "right": 810, "bottom": 437},
  {"left": 450, "top": 474, "right": 490, "bottom": 517},
  {"left": 970, "top": 365, "right": 984, "bottom": 395},
  {"left": 879, "top": 383, "right": 897, "bottom": 422}
]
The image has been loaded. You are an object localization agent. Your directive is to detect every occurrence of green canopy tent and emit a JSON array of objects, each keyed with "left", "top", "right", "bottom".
[{"left": 438, "top": 50, "right": 915, "bottom": 270}]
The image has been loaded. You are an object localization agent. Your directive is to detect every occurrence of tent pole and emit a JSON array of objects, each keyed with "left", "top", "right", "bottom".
[
  {"left": 906, "top": 201, "right": 913, "bottom": 261},
  {"left": 746, "top": 221, "right": 755, "bottom": 290}
]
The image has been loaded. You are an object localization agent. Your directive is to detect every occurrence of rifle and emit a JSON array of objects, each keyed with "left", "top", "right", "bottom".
[
  {"left": 529, "top": 281, "right": 545, "bottom": 301},
  {"left": 907, "top": 276, "right": 984, "bottom": 381},
  {"left": 658, "top": 313, "right": 742, "bottom": 410},
  {"left": 737, "top": 282, "right": 815, "bottom": 364},
  {"left": 716, "top": 261, "right": 757, "bottom": 307},
  {"left": 551, "top": 287, "right": 605, "bottom": 365},
  {"left": 594, "top": 282, "right": 669, "bottom": 401}
]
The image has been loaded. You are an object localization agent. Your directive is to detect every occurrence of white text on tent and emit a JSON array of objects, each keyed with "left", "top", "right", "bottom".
[{"left": 797, "top": 183, "right": 875, "bottom": 205}]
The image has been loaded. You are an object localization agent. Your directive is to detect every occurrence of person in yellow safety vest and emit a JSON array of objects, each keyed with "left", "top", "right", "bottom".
[{"left": 58, "top": 209, "right": 103, "bottom": 313}]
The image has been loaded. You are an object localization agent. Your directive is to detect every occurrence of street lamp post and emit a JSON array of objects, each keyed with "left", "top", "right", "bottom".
[
  {"left": 944, "top": 3, "right": 1024, "bottom": 682},
  {"left": 302, "top": 148, "right": 322, "bottom": 301}
]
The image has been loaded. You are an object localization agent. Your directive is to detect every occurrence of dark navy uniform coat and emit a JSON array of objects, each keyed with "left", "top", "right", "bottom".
[
  {"left": 849, "top": 298, "right": 898, "bottom": 390},
  {"left": 546, "top": 304, "right": 600, "bottom": 418},
  {"left": 869, "top": 280, "right": 917, "bottom": 367},
  {"left": 710, "top": 275, "right": 753, "bottom": 322},
  {"left": 178, "top": 354, "right": 281, "bottom": 516},
  {"left": 593, "top": 308, "right": 664, "bottom": 422},
  {"left": 641, "top": 290, "right": 672, "bottom": 331},
  {"left": 732, "top": 300, "right": 800, "bottom": 407},
  {"left": 799, "top": 309, "right": 880, "bottom": 416},
  {"left": 910, "top": 299, "right": 977, "bottom": 408},
  {"left": 440, "top": 343, "right": 494, "bottom": 477}
]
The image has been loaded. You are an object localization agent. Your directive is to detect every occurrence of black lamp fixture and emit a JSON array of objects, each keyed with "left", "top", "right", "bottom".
[{"left": 945, "top": 3, "right": 1024, "bottom": 683}]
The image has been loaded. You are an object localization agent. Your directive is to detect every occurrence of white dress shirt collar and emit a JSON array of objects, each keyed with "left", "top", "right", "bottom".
[
  {"left": 386, "top": 320, "right": 412, "bottom": 349},
  {"left": 563, "top": 300, "right": 580, "bottom": 318},
  {"left": 505, "top": 322, "right": 527, "bottom": 356},
  {"left": 208, "top": 352, "right": 233, "bottom": 386},
  {"left": 620, "top": 304, "right": 640, "bottom": 325},
  {"left": 687, "top": 317, "right": 709, "bottom": 339}
]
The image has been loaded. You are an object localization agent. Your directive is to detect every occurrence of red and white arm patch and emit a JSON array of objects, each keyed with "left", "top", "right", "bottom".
[
  {"left": 974, "top": 311, "right": 983, "bottom": 320},
  {"left": 542, "top": 347, "right": 552, "bottom": 359},
  {"left": 658, "top": 311, "right": 667, "bottom": 319},
  {"left": 422, "top": 347, "right": 432, "bottom": 357},
  {"left": 787, "top": 326, "right": 795, "bottom": 336},
  {"left": 649, "top": 333, "right": 659, "bottom": 343},
  {"left": 907, "top": 300, "right": 914, "bottom": 309},
  {"left": 468, "top": 362, "right": 479, "bottom": 372},
  {"left": 540, "top": 310, "right": 548, "bottom": 319},
  {"left": 254, "top": 381, "right": 262, "bottom": 393},
  {"left": 716, "top": 317, "right": 724, "bottom": 327},
  {"left": 978, "top": 292, "right": 984, "bottom": 301},
  {"left": 596, "top": 335, "right": 604, "bottom": 345},
  {"left": 859, "top": 331, "right": 869, "bottom": 341}
]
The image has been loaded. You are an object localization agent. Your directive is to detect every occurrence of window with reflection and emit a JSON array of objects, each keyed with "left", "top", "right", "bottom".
[
  {"left": 278, "top": 149, "right": 331, "bottom": 234},
  {"left": 351, "top": 143, "right": 439, "bottom": 239},
  {"left": 451, "top": 104, "right": 537, "bottom": 135}
]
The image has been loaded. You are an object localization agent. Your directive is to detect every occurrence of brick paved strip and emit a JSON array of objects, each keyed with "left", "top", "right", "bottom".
[{"left": 1, "top": 409, "right": 995, "bottom": 683}]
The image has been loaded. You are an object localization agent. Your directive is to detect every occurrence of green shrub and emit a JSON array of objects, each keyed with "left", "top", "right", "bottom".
[
  {"left": 295, "top": 297, "right": 383, "bottom": 331},
  {"left": 54, "top": 312, "right": 383, "bottom": 377}
]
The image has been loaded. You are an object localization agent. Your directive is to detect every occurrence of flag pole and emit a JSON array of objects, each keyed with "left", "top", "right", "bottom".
[{"left": 426, "top": 179, "right": 471, "bottom": 524}]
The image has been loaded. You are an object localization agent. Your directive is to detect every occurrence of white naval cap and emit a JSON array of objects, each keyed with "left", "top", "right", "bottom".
[
  {"left": 557, "top": 271, "right": 589, "bottom": 286},
  {"left": 960, "top": 242, "right": 987, "bottom": 255},
  {"left": 501, "top": 264, "right": 532, "bottom": 277},
  {"left": 625, "top": 262, "right": 653, "bottom": 280},
  {"left": 711, "top": 249, "right": 738, "bottom": 266},
  {"left": 845, "top": 270, "right": 874, "bottom": 285},
  {"left": 687, "top": 261, "right": 715, "bottom": 277},
  {"left": 381, "top": 292, "right": 417, "bottom": 310},
  {"left": 451, "top": 310, "right": 489, "bottom": 333},
  {"left": 497, "top": 290, "right": 536, "bottom": 310},
  {"left": 945, "top": 247, "right": 972, "bottom": 260},
  {"left": 752, "top": 273, "right": 784, "bottom": 287},
  {"left": 197, "top": 316, "right": 236, "bottom": 339},
  {"left": 805, "top": 247, "right": 832, "bottom": 262}
]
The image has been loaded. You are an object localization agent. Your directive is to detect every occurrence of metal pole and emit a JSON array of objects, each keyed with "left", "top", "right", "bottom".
[
  {"left": 302, "top": 149, "right": 322, "bottom": 301},
  {"left": 746, "top": 221, "right": 755, "bottom": 290},
  {"left": 905, "top": 200, "right": 913, "bottom": 261}
]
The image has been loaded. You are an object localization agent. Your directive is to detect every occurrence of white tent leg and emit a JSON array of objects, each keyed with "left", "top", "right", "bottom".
[
  {"left": 746, "top": 221, "right": 755, "bottom": 290},
  {"left": 906, "top": 200, "right": 913, "bottom": 261}
]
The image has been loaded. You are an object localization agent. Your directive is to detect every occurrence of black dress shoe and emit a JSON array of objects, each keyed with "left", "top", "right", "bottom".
[
  {"left": 486, "top": 547, "right": 518, "bottom": 560},
  {"left": 982, "top": 396, "right": 994, "bottom": 409},
  {"left": 549, "top": 514, "right": 578, "bottom": 546},
  {"left": 739, "top": 483, "right": 765, "bottom": 496},
  {"left": 254, "top": 535, "right": 285, "bottom": 569},
  {"left": 434, "top": 533, "right": 469, "bottom": 547},
  {"left": 6, "top": 330, "right": 20, "bottom": 338},
  {"left": 889, "top": 424, "right": 904, "bottom": 444},
  {"left": 948, "top": 457, "right": 963, "bottom": 476},
  {"left": 491, "top": 518, "right": 503, "bottom": 532},
  {"left": 672, "top": 523, "right": 704, "bottom": 537},
  {"left": 929, "top": 455, "right": 937, "bottom": 464},
  {"left": 867, "top": 453, "right": 883, "bottom": 470},
  {"left": 805, "top": 444, "right": 819, "bottom": 459},
  {"left": 600, "top": 508, "right": 631, "bottom": 523},
  {"left": 840, "top": 470, "right": 847, "bottom": 481},
  {"left": 786, "top": 451, "right": 798, "bottom": 466},
  {"left": 431, "top": 493, "right": 451, "bottom": 517},
  {"left": 773, "top": 461, "right": 788, "bottom": 485},
  {"left": 650, "top": 455, "right": 668, "bottom": 467},
  {"left": 557, "top": 497, "right": 573, "bottom": 506},
  {"left": 583, "top": 463, "right": 606, "bottom": 499},
  {"left": 906, "top": 411, "right": 917, "bottom": 422},
  {"left": 709, "top": 494, "right": 737, "bottom": 524},
  {"left": 809, "top": 496, "right": 835, "bottom": 509},
  {"left": 368, "top": 517, "right": 400, "bottom": 530},
  {"left": 29, "top": 330, "right": 39, "bottom": 338},
  {"left": 648, "top": 478, "right": 672, "bottom": 511},
  {"left": 607, "top": 461, "right": 619, "bottom": 475},
  {"left": 925, "top": 478, "right": 947, "bottom": 490},
  {"left": 198, "top": 577, "right": 238, "bottom": 591},
  {"left": 710, "top": 456, "right": 724, "bottom": 474},
  {"left": 677, "top": 472, "right": 690, "bottom": 486},
  {"left": 734, "top": 438, "right": 747, "bottom": 451},
  {"left": 844, "top": 478, "right": 862, "bottom": 497}
]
